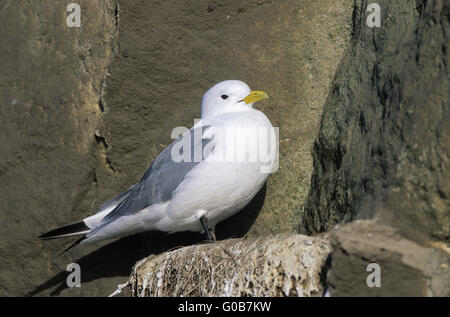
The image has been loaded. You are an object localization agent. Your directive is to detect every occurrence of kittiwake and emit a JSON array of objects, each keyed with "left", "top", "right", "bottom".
[{"left": 39, "top": 80, "right": 277, "bottom": 251}]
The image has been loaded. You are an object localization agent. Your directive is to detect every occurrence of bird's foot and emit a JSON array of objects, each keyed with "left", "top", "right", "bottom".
[{"left": 199, "top": 216, "right": 216, "bottom": 243}]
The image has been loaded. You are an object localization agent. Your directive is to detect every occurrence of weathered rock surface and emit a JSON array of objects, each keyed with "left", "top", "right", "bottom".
[
  {"left": 327, "top": 220, "right": 449, "bottom": 297},
  {"left": 119, "top": 0, "right": 450, "bottom": 297},
  {"left": 0, "top": 0, "right": 353, "bottom": 296},
  {"left": 2, "top": 0, "right": 447, "bottom": 297},
  {"left": 99, "top": 0, "right": 353, "bottom": 237},
  {"left": 127, "top": 234, "right": 331, "bottom": 297},
  {"left": 302, "top": 0, "right": 450, "bottom": 244},
  {"left": 301, "top": 0, "right": 449, "bottom": 297},
  {"left": 0, "top": 0, "right": 118, "bottom": 296}
]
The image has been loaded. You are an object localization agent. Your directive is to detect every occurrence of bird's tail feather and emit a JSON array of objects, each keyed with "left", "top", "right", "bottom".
[
  {"left": 59, "top": 235, "right": 86, "bottom": 255},
  {"left": 39, "top": 221, "right": 90, "bottom": 240}
]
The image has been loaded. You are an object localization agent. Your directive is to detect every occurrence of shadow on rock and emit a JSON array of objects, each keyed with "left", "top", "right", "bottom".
[{"left": 28, "top": 183, "right": 267, "bottom": 296}]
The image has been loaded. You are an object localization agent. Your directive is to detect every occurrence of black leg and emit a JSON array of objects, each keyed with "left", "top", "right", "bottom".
[
  {"left": 199, "top": 215, "right": 215, "bottom": 242},
  {"left": 210, "top": 225, "right": 217, "bottom": 242}
]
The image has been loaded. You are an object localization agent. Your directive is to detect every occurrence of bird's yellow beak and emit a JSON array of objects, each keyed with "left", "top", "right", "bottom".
[{"left": 241, "top": 91, "right": 268, "bottom": 104}]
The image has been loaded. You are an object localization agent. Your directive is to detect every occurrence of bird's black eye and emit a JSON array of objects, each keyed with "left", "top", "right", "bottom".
[{"left": 221, "top": 95, "right": 229, "bottom": 100}]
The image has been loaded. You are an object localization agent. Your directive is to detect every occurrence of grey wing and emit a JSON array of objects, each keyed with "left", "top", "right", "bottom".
[
  {"left": 98, "top": 184, "right": 137, "bottom": 212},
  {"left": 89, "top": 126, "right": 213, "bottom": 231}
]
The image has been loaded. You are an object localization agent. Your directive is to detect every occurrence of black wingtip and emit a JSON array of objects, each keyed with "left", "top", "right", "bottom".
[
  {"left": 58, "top": 235, "right": 86, "bottom": 256},
  {"left": 39, "top": 221, "right": 90, "bottom": 240}
]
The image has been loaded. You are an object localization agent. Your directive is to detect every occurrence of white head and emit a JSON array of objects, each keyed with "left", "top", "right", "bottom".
[{"left": 201, "top": 80, "right": 268, "bottom": 119}]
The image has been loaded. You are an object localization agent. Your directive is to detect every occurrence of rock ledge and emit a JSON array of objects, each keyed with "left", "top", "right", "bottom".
[{"left": 128, "top": 234, "right": 331, "bottom": 297}]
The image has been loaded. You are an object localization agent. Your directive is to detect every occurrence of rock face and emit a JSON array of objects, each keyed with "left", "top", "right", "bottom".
[
  {"left": 327, "top": 220, "right": 449, "bottom": 297},
  {"left": 1, "top": 0, "right": 448, "bottom": 297},
  {"left": 301, "top": 0, "right": 449, "bottom": 297},
  {"left": 128, "top": 234, "right": 331, "bottom": 297},
  {"left": 302, "top": 0, "right": 450, "bottom": 244},
  {"left": 99, "top": 0, "right": 353, "bottom": 236},
  {"left": 0, "top": 0, "right": 353, "bottom": 296},
  {"left": 0, "top": 0, "right": 118, "bottom": 296}
]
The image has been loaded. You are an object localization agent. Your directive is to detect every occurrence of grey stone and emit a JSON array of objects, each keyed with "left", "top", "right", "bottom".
[
  {"left": 302, "top": 0, "right": 450, "bottom": 244},
  {"left": 0, "top": 0, "right": 353, "bottom": 296},
  {"left": 327, "top": 220, "right": 449, "bottom": 297}
]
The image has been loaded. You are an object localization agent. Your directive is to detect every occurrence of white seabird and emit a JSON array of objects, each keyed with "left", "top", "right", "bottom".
[{"left": 39, "top": 80, "right": 277, "bottom": 250}]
